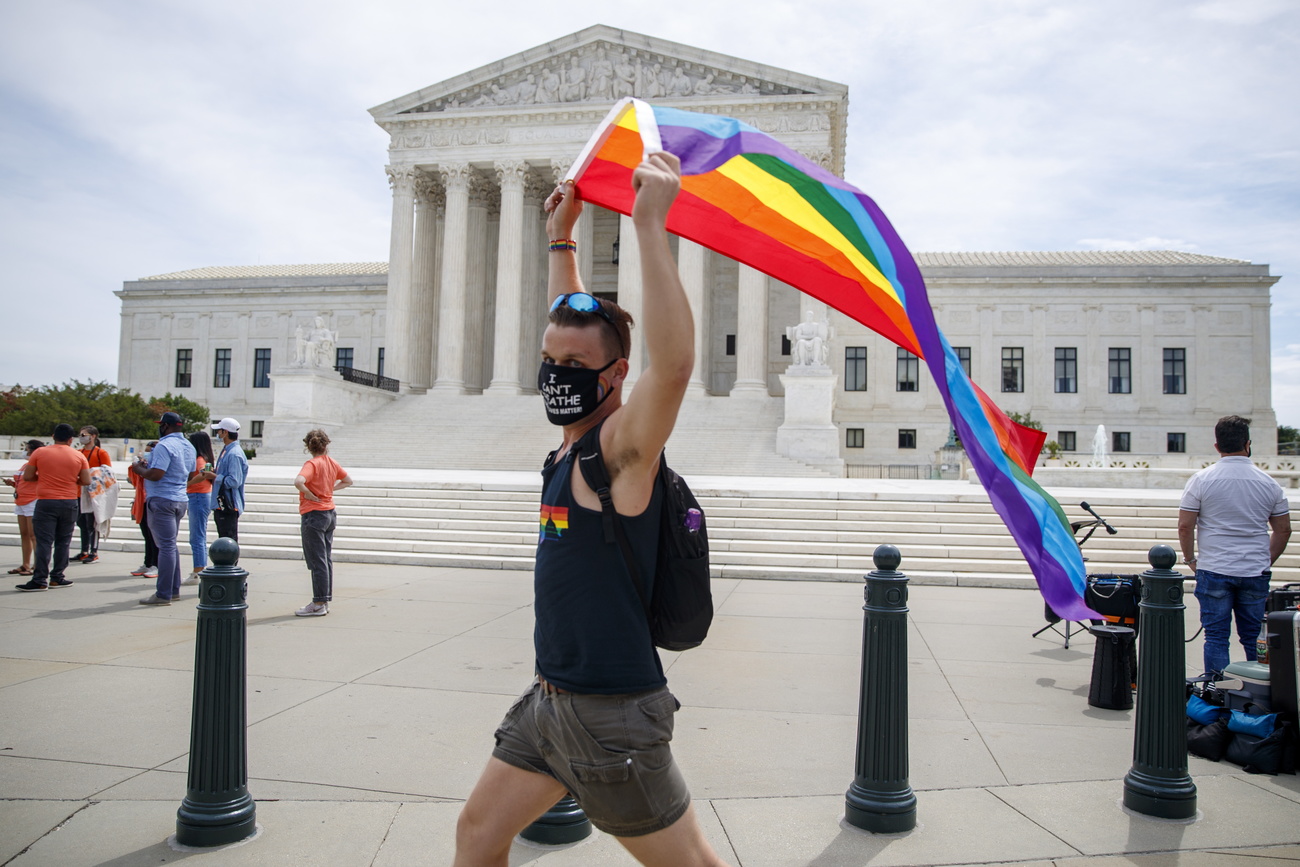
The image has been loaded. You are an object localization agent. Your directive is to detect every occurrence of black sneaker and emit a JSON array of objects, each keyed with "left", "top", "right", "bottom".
[
  {"left": 81, "top": 555, "right": 98, "bottom": 564},
  {"left": 49, "top": 577, "right": 74, "bottom": 588},
  {"left": 73, "top": 553, "right": 90, "bottom": 563},
  {"left": 15, "top": 580, "right": 48, "bottom": 592}
]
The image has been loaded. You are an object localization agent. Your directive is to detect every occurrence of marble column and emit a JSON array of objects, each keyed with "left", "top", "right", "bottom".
[
  {"left": 679, "top": 240, "right": 709, "bottom": 395},
  {"left": 616, "top": 213, "right": 644, "bottom": 384},
  {"left": 407, "top": 173, "right": 442, "bottom": 393},
  {"left": 521, "top": 172, "right": 551, "bottom": 391},
  {"left": 383, "top": 165, "right": 417, "bottom": 388},
  {"left": 731, "top": 264, "right": 769, "bottom": 396},
  {"left": 577, "top": 208, "right": 595, "bottom": 290},
  {"left": 488, "top": 161, "right": 529, "bottom": 394},
  {"left": 464, "top": 173, "right": 495, "bottom": 392},
  {"left": 433, "top": 164, "right": 471, "bottom": 392}
]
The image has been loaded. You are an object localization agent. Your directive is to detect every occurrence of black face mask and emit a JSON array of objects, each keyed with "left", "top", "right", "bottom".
[{"left": 538, "top": 358, "right": 619, "bottom": 426}]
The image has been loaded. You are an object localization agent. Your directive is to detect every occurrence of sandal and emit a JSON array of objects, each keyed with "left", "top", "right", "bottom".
[{"left": 8, "top": 566, "right": 32, "bottom": 575}]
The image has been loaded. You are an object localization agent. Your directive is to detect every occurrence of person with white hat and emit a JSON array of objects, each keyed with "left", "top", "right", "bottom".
[{"left": 210, "top": 418, "right": 249, "bottom": 542}]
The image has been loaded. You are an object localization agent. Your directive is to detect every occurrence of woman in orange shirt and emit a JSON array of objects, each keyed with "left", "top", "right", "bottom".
[
  {"left": 76, "top": 426, "right": 111, "bottom": 564},
  {"left": 293, "top": 429, "right": 352, "bottom": 617},
  {"left": 4, "top": 440, "right": 43, "bottom": 575},
  {"left": 184, "top": 431, "right": 216, "bottom": 584},
  {"left": 128, "top": 441, "right": 159, "bottom": 579}
]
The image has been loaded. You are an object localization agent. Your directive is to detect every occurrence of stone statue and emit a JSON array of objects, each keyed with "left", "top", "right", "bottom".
[
  {"left": 787, "top": 311, "right": 831, "bottom": 369},
  {"left": 613, "top": 54, "right": 637, "bottom": 99},
  {"left": 538, "top": 67, "right": 560, "bottom": 103},
  {"left": 561, "top": 57, "right": 587, "bottom": 102},
  {"left": 668, "top": 65, "right": 693, "bottom": 97},
  {"left": 305, "top": 316, "right": 337, "bottom": 370},
  {"left": 293, "top": 324, "right": 310, "bottom": 367},
  {"left": 589, "top": 49, "right": 614, "bottom": 99}
]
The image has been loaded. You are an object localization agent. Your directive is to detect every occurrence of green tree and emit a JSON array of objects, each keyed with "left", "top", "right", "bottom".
[
  {"left": 1280, "top": 425, "right": 1300, "bottom": 455},
  {"left": 147, "top": 393, "right": 212, "bottom": 434},
  {"left": 0, "top": 380, "right": 156, "bottom": 438},
  {"left": 0, "top": 385, "right": 26, "bottom": 424}
]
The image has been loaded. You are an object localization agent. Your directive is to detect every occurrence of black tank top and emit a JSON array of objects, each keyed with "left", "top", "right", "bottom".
[{"left": 534, "top": 445, "right": 665, "bottom": 694}]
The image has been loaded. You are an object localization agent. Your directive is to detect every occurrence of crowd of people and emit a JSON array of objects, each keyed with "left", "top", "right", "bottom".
[{"left": 6, "top": 414, "right": 345, "bottom": 617}]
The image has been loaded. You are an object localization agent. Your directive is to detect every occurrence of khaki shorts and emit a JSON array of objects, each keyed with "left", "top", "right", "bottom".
[{"left": 492, "top": 681, "right": 691, "bottom": 837}]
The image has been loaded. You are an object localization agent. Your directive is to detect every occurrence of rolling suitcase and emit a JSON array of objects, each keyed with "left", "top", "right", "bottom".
[
  {"left": 1268, "top": 609, "right": 1300, "bottom": 724},
  {"left": 1267, "top": 583, "right": 1300, "bottom": 613}
]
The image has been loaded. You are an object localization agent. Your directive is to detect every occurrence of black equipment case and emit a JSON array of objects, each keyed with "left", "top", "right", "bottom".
[
  {"left": 1267, "top": 583, "right": 1300, "bottom": 614},
  {"left": 1268, "top": 609, "right": 1300, "bottom": 724},
  {"left": 1085, "top": 573, "right": 1142, "bottom": 631}
]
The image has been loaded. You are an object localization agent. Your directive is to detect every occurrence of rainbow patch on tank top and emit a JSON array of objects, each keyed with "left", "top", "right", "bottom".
[{"left": 539, "top": 504, "right": 569, "bottom": 540}]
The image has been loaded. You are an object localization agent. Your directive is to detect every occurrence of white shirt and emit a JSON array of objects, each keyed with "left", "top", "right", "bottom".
[{"left": 1180, "top": 456, "right": 1289, "bottom": 576}]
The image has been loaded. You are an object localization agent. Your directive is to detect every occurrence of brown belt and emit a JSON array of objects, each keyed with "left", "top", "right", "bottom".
[{"left": 537, "top": 676, "right": 572, "bottom": 695}]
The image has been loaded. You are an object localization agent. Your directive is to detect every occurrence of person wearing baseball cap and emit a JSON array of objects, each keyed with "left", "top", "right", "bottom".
[
  {"left": 210, "top": 417, "right": 249, "bottom": 542},
  {"left": 131, "top": 412, "right": 196, "bottom": 605}
]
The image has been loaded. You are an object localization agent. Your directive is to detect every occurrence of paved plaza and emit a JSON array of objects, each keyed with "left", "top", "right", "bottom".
[{"left": 2, "top": 541, "right": 1299, "bottom": 865}]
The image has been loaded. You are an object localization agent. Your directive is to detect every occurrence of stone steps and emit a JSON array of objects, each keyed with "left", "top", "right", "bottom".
[{"left": 6, "top": 474, "right": 1293, "bottom": 588}]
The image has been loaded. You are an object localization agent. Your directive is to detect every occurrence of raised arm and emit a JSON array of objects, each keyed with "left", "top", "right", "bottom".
[
  {"left": 603, "top": 151, "right": 693, "bottom": 476},
  {"left": 544, "top": 180, "right": 585, "bottom": 304}
]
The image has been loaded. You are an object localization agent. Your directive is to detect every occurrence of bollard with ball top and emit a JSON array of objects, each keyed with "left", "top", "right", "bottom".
[
  {"left": 519, "top": 796, "right": 592, "bottom": 845},
  {"left": 1122, "top": 544, "right": 1197, "bottom": 819},
  {"left": 175, "top": 537, "right": 257, "bottom": 847},
  {"left": 845, "top": 544, "right": 917, "bottom": 833}
]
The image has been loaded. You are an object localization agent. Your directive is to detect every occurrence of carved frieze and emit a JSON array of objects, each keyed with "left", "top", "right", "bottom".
[{"left": 403, "top": 41, "right": 815, "bottom": 114}]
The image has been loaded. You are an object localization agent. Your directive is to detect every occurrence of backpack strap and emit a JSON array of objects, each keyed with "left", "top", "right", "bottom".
[{"left": 572, "top": 421, "right": 651, "bottom": 614}]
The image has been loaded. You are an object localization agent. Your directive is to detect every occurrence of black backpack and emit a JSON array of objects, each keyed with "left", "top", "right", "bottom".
[{"left": 572, "top": 422, "right": 712, "bottom": 651}]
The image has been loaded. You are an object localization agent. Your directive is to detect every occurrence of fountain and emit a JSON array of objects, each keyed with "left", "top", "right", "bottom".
[{"left": 1090, "top": 424, "right": 1109, "bottom": 468}]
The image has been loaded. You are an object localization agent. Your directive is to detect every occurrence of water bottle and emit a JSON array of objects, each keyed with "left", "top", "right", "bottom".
[
  {"left": 1256, "top": 624, "right": 1269, "bottom": 666},
  {"left": 683, "top": 508, "right": 702, "bottom": 534}
]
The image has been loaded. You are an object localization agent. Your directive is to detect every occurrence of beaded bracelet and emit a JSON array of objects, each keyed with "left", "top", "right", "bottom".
[{"left": 548, "top": 239, "right": 577, "bottom": 253}]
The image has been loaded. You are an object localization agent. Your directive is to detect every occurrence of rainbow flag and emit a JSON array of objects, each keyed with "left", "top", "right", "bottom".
[{"left": 568, "top": 98, "right": 1096, "bottom": 620}]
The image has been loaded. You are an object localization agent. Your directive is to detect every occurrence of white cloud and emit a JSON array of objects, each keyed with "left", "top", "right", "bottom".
[{"left": 1076, "top": 237, "right": 1197, "bottom": 252}]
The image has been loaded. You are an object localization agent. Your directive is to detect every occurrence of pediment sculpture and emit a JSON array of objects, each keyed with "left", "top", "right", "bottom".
[{"left": 404, "top": 42, "right": 814, "bottom": 114}]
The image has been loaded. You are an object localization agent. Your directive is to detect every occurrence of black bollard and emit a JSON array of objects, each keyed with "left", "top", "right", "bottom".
[
  {"left": 519, "top": 796, "right": 592, "bottom": 845},
  {"left": 1122, "top": 544, "right": 1197, "bottom": 819},
  {"left": 175, "top": 538, "right": 257, "bottom": 846},
  {"left": 845, "top": 545, "right": 917, "bottom": 833}
]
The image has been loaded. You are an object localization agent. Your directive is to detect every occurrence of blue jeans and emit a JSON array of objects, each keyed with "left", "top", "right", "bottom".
[
  {"left": 301, "top": 509, "right": 336, "bottom": 603},
  {"left": 187, "top": 492, "right": 212, "bottom": 570},
  {"left": 1194, "top": 568, "right": 1271, "bottom": 675},
  {"left": 148, "top": 498, "right": 187, "bottom": 600},
  {"left": 32, "top": 499, "right": 79, "bottom": 584}
]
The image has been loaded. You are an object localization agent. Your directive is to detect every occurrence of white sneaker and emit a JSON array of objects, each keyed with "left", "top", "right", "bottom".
[
  {"left": 181, "top": 571, "right": 202, "bottom": 585},
  {"left": 295, "top": 602, "right": 329, "bottom": 617},
  {"left": 142, "top": 566, "right": 158, "bottom": 579}
]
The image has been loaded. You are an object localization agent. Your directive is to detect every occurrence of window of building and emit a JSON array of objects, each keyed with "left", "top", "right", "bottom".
[
  {"left": 335, "top": 347, "right": 354, "bottom": 369},
  {"left": 725, "top": 334, "right": 736, "bottom": 356},
  {"left": 1109, "top": 347, "right": 1131, "bottom": 394},
  {"left": 1058, "top": 431, "right": 1076, "bottom": 452},
  {"left": 1054, "top": 347, "right": 1077, "bottom": 393},
  {"left": 898, "top": 429, "right": 917, "bottom": 449},
  {"left": 175, "top": 349, "right": 192, "bottom": 389},
  {"left": 250, "top": 420, "right": 264, "bottom": 438},
  {"left": 896, "top": 348, "right": 918, "bottom": 392},
  {"left": 845, "top": 347, "right": 867, "bottom": 391},
  {"left": 377, "top": 348, "right": 385, "bottom": 378},
  {"left": 1001, "top": 347, "right": 1024, "bottom": 393},
  {"left": 1167, "top": 432, "right": 1186, "bottom": 453},
  {"left": 954, "top": 346, "right": 971, "bottom": 378},
  {"left": 1163, "top": 348, "right": 1186, "bottom": 395},
  {"left": 213, "top": 348, "right": 231, "bottom": 388},
  {"left": 253, "top": 348, "right": 271, "bottom": 389},
  {"left": 1113, "top": 431, "right": 1131, "bottom": 453},
  {"left": 846, "top": 428, "right": 864, "bottom": 448},
  {"left": 780, "top": 335, "right": 791, "bottom": 356}
]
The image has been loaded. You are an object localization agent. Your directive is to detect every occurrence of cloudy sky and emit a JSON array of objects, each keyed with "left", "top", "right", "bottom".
[{"left": 2, "top": 0, "right": 1297, "bottom": 425}]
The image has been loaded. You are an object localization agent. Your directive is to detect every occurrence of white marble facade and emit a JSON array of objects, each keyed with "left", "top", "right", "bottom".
[{"left": 115, "top": 26, "right": 1282, "bottom": 466}]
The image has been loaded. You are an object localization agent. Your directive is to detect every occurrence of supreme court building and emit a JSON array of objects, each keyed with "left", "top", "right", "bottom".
[{"left": 115, "top": 25, "right": 1282, "bottom": 473}]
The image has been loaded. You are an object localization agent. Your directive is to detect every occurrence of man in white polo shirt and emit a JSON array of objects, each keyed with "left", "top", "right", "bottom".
[{"left": 1178, "top": 415, "right": 1292, "bottom": 675}]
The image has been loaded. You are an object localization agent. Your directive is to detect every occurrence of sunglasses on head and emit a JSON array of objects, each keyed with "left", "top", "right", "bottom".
[{"left": 549, "top": 293, "right": 624, "bottom": 356}]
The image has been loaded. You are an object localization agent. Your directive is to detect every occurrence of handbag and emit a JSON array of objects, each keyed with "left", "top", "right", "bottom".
[
  {"left": 1187, "top": 693, "right": 1229, "bottom": 726},
  {"left": 1187, "top": 718, "right": 1231, "bottom": 762},
  {"left": 1223, "top": 719, "right": 1295, "bottom": 775},
  {"left": 1228, "top": 708, "right": 1278, "bottom": 739}
]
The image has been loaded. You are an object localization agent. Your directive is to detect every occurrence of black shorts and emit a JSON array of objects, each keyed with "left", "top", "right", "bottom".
[{"left": 492, "top": 681, "right": 691, "bottom": 837}]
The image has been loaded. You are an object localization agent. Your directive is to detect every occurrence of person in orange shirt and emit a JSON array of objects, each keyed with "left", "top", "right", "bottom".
[
  {"left": 74, "top": 425, "right": 112, "bottom": 564},
  {"left": 128, "top": 441, "right": 159, "bottom": 579},
  {"left": 17, "top": 424, "right": 91, "bottom": 591},
  {"left": 292, "top": 429, "right": 352, "bottom": 617},
  {"left": 4, "top": 440, "right": 43, "bottom": 576}
]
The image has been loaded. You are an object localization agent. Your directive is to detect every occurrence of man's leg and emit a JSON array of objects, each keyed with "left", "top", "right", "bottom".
[
  {"left": 1231, "top": 573, "right": 1271, "bottom": 662},
  {"left": 149, "top": 499, "right": 182, "bottom": 600},
  {"left": 29, "top": 501, "right": 56, "bottom": 585},
  {"left": 616, "top": 803, "right": 729, "bottom": 867},
  {"left": 1194, "top": 570, "right": 1232, "bottom": 674},
  {"left": 50, "top": 500, "right": 79, "bottom": 580},
  {"left": 453, "top": 757, "right": 567, "bottom": 867}
]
